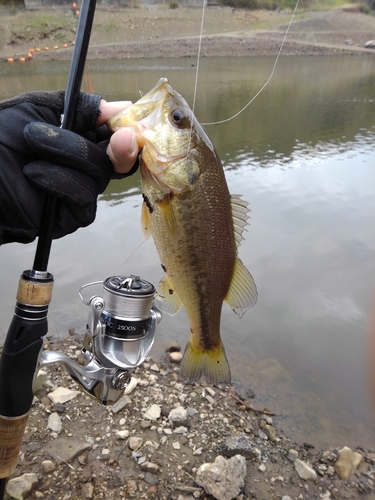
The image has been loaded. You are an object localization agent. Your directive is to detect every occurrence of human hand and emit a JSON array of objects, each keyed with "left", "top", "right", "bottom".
[
  {"left": 97, "top": 100, "right": 139, "bottom": 175},
  {"left": 0, "top": 91, "right": 139, "bottom": 245}
]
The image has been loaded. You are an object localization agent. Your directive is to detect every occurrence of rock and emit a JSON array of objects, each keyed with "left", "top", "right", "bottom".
[
  {"left": 172, "top": 441, "right": 181, "bottom": 450},
  {"left": 43, "top": 437, "right": 92, "bottom": 463},
  {"left": 357, "top": 479, "right": 374, "bottom": 494},
  {"left": 47, "top": 412, "right": 62, "bottom": 433},
  {"left": 143, "top": 404, "right": 161, "bottom": 421},
  {"left": 124, "top": 377, "right": 138, "bottom": 395},
  {"left": 258, "top": 463, "right": 266, "bottom": 472},
  {"left": 47, "top": 387, "right": 80, "bottom": 404},
  {"left": 129, "top": 436, "right": 143, "bottom": 450},
  {"left": 262, "top": 424, "right": 277, "bottom": 442},
  {"left": 168, "top": 406, "right": 188, "bottom": 427},
  {"left": 220, "top": 434, "right": 255, "bottom": 459},
  {"left": 41, "top": 460, "right": 55, "bottom": 474},
  {"left": 144, "top": 472, "right": 159, "bottom": 485},
  {"left": 193, "top": 447, "right": 203, "bottom": 455},
  {"left": 126, "top": 479, "right": 138, "bottom": 497},
  {"left": 294, "top": 459, "right": 317, "bottom": 481},
  {"left": 81, "top": 482, "right": 94, "bottom": 499},
  {"left": 206, "top": 387, "right": 215, "bottom": 397},
  {"left": 150, "top": 363, "right": 160, "bottom": 372},
  {"left": 51, "top": 402, "right": 65, "bottom": 413},
  {"left": 334, "top": 446, "right": 364, "bottom": 480},
  {"left": 169, "top": 351, "right": 183, "bottom": 363},
  {"left": 365, "top": 40, "right": 375, "bottom": 48},
  {"left": 196, "top": 454, "right": 246, "bottom": 500},
  {"left": 115, "top": 429, "right": 130, "bottom": 440},
  {"left": 6, "top": 473, "right": 39, "bottom": 500},
  {"left": 111, "top": 395, "right": 132, "bottom": 414},
  {"left": 166, "top": 341, "right": 181, "bottom": 352},
  {"left": 174, "top": 426, "right": 188, "bottom": 434},
  {"left": 327, "top": 465, "right": 335, "bottom": 477},
  {"left": 140, "top": 461, "right": 159, "bottom": 473},
  {"left": 287, "top": 449, "right": 298, "bottom": 462}
]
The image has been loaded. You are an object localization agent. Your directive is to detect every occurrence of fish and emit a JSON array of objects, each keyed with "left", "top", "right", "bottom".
[{"left": 108, "top": 78, "right": 257, "bottom": 385}]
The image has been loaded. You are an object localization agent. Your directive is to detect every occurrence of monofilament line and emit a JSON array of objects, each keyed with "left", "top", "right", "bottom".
[
  {"left": 187, "top": 0, "right": 207, "bottom": 152},
  {"left": 191, "top": 0, "right": 207, "bottom": 120},
  {"left": 202, "top": 0, "right": 300, "bottom": 126}
]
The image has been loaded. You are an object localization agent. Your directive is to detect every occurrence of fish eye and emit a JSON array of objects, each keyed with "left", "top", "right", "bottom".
[
  {"left": 169, "top": 108, "right": 190, "bottom": 129},
  {"left": 171, "top": 109, "right": 183, "bottom": 123}
]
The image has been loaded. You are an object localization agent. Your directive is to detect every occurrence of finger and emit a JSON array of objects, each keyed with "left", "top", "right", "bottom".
[
  {"left": 98, "top": 99, "right": 132, "bottom": 126},
  {"left": 107, "top": 128, "right": 139, "bottom": 175}
]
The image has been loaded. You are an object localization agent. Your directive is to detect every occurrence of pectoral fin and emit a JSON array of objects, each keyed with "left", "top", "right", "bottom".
[
  {"left": 225, "top": 257, "right": 258, "bottom": 318},
  {"left": 155, "top": 274, "right": 183, "bottom": 316},
  {"left": 157, "top": 195, "right": 178, "bottom": 237}
]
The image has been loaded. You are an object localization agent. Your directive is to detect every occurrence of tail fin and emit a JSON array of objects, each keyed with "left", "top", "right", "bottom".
[{"left": 180, "top": 340, "right": 231, "bottom": 385}]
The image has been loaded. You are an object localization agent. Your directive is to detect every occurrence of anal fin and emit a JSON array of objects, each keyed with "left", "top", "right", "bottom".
[{"left": 225, "top": 257, "right": 258, "bottom": 318}]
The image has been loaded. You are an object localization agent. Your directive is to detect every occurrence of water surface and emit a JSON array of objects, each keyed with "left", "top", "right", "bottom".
[{"left": 1, "top": 55, "right": 374, "bottom": 449}]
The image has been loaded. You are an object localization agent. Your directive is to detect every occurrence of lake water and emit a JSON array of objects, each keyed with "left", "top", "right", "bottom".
[{"left": 1, "top": 55, "right": 374, "bottom": 449}]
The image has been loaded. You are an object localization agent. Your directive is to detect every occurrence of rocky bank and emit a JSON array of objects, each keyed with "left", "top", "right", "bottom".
[{"left": 3, "top": 334, "right": 375, "bottom": 500}]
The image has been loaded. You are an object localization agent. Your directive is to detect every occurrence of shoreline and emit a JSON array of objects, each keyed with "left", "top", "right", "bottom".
[
  {"left": 3, "top": 334, "right": 374, "bottom": 499},
  {"left": 1, "top": 6, "right": 375, "bottom": 62}
]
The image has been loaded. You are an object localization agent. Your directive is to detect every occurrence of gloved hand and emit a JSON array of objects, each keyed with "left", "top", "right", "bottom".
[{"left": 0, "top": 91, "right": 138, "bottom": 245}]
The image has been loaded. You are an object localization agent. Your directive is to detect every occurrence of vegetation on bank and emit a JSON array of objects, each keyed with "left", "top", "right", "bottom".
[{"left": 0, "top": 0, "right": 373, "bottom": 14}]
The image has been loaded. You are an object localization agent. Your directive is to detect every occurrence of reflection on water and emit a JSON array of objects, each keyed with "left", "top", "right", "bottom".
[{"left": 1, "top": 55, "right": 375, "bottom": 448}]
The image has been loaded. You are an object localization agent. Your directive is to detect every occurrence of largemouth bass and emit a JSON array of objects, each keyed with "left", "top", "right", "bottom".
[{"left": 108, "top": 78, "right": 257, "bottom": 385}]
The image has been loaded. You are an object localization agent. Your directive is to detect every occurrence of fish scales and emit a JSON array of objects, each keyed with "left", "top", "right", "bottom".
[
  {"left": 108, "top": 78, "right": 257, "bottom": 385},
  {"left": 144, "top": 153, "right": 236, "bottom": 350}
]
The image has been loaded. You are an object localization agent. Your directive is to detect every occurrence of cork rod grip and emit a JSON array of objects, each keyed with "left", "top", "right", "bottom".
[{"left": 0, "top": 413, "right": 29, "bottom": 478}]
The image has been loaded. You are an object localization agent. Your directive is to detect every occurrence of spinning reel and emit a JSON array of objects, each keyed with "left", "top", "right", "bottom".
[{"left": 39, "top": 275, "right": 161, "bottom": 405}]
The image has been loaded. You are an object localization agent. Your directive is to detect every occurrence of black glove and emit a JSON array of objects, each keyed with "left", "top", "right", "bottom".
[
  {"left": 0, "top": 91, "right": 136, "bottom": 245},
  {"left": 23, "top": 121, "right": 113, "bottom": 239}
]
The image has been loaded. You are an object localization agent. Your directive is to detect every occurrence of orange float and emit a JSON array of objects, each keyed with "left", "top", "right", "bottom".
[
  {"left": 7, "top": 57, "right": 14, "bottom": 63},
  {"left": 19, "top": 57, "right": 26, "bottom": 63},
  {"left": 63, "top": 43, "right": 68, "bottom": 48},
  {"left": 75, "top": 10, "right": 80, "bottom": 15},
  {"left": 35, "top": 48, "right": 41, "bottom": 52},
  {"left": 28, "top": 53, "right": 33, "bottom": 60},
  {"left": 72, "top": 2, "right": 77, "bottom": 7},
  {"left": 53, "top": 45, "right": 59, "bottom": 50},
  {"left": 29, "top": 48, "right": 35, "bottom": 53},
  {"left": 44, "top": 47, "right": 49, "bottom": 51}
]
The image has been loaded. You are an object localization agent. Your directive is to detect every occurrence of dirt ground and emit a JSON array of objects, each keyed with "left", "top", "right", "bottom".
[
  {"left": 3, "top": 334, "right": 374, "bottom": 500},
  {"left": 1, "top": 4, "right": 375, "bottom": 62}
]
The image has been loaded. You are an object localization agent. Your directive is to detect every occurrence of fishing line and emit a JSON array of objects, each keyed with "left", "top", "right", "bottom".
[
  {"left": 115, "top": 238, "right": 146, "bottom": 274},
  {"left": 191, "top": 0, "right": 207, "bottom": 119},
  {"left": 187, "top": 0, "right": 207, "bottom": 153},
  {"left": 192, "top": 0, "right": 300, "bottom": 127}
]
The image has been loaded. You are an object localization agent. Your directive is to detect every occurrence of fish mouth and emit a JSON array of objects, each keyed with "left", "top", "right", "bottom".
[{"left": 107, "top": 77, "right": 171, "bottom": 145}]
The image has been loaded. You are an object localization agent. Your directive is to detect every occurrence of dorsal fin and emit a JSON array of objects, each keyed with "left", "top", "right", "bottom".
[{"left": 231, "top": 195, "right": 250, "bottom": 247}]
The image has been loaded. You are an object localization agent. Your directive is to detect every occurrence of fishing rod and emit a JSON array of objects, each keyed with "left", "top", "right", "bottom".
[{"left": 0, "top": 0, "right": 97, "bottom": 495}]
